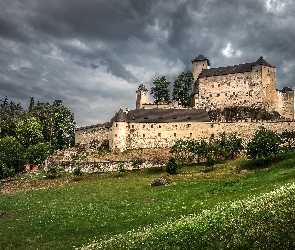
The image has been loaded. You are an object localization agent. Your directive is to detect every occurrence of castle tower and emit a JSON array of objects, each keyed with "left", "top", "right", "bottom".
[
  {"left": 191, "top": 54, "right": 210, "bottom": 82},
  {"left": 136, "top": 82, "right": 148, "bottom": 109}
]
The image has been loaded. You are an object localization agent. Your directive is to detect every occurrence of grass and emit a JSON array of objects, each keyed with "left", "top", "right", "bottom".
[{"left": 1, "top": 150, "right": 295, "bottom": 249}]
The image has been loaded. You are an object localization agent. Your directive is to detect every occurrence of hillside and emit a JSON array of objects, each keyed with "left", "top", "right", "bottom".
[{"left": 1, "top": 150, "right": 295, "bottom": 249}]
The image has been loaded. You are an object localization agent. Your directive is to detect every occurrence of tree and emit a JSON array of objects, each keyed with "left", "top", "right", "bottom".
[
  {"left": 280, "top": 130, "right": 295, "bottom": 150},
  {"left": 0, "top": 97, "right": 24, "bottom": 138},
  {"left": 151, "top": 76, "right": 170, "bottom": 104},
  {"left": 25, "top": 142, "right": 52, "bottom": 164},
  {"left": 0, "top": 136, "right": 26, "bottom": 179},
  {"left": 218, "top": 132, "right": 244, "bottom": 159},
  {"left": 172, "top": 71, "right": 193, "bottom": 106},
  {"left": 16, "top": 117, "right": 44, "bottom": 148},
  {"left": 51, "top": 100, "right": 75, "bottom": 149},
  {"left": 247, "top": 127, "right": 281, "bottom": 161}
]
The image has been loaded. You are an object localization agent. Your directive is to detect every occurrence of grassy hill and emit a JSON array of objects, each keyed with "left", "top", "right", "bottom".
[{"left": 1, "top": 150, "right": 295, "bottom": 249}]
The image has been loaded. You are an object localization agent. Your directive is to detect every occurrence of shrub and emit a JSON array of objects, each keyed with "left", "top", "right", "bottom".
[
  {"left": 132, "top": 157, "right": 145, "bottom": 170},
  {"left": 46, "top": 166, "right": 63, "bottom": 179},
  {"left": 73, "top": 166, "right": 83, "bottom": 176},
  {"left": 166, "top": 157, "right": 181, "bottom": 175}
]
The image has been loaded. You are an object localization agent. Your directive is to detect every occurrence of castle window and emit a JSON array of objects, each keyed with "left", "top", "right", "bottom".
[
  {"left": 115, "top": 134, "right": 117, "bottom": 137},
  {"left": 151, "top": 125, "right": 153, "bottom": 128},
  {"left": 233, "top": 92, "right": 236, "bottom": 96},
  {"left": 172, "top": 117, "right": 176, "bottom": 119},
  {"left": 158, "top": 117, "right": 162, "bottom": 120},
  {"left": 143, "top": 125, "right": 145, "bottom": 128},
  {"left": 132, "top": 125, "right": 134, "bottom": 128},
  {"left": 175, "top": 125, "right": 177, "bottom": 128},
  {"left": 158, "top": 133, "right": 161, "bottom": 137},
  {"left": 244, "top": 81, "right": 246, "bottom": 84},
  {"left": 143, "top": 134, "right": 145, "bottom": 138},
  {"left": 209, "top": 94, "right": 212, "bottom": 97},
  {"left": 159, "top": 125, "right": 161, "bottom": 128},
  {"left": 187, "top": 124, "right": 192, "bottom": 128},
  {"left": 211, "top": 84, "right": 214, "bottom": 88},
  {"left": 225, "top": 92, "right": 228, "bottom": 96},
  {"left": 218, "top": 84, "right": 220, "bottom": 87},
  {"left": 187, "top": 117, "right": 191, "bottom": 120},
  {"left": 144, "top": 117, "right": 148, "bottom": 120},
  {"left": 227, "top": 82, "right": 230, "bottom": 86},
  {"left": 174, "top": 133, "right": 177, "bottom": 137},
  {"left": 217, "top": 93, "right": 220, "bottom": 97},
  {"left": 190, "top": 133, "right": 192, "bottom": 137}
]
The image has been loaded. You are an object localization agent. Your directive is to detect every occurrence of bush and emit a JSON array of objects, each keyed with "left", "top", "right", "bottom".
[
  {"left": 166, "top": 157, "right": 181, "bottom": 175},
  {"left": 132, "top": 157, "right": 145, "bottom": 170},
  {"left": 73, "top": 166, "right": 83, "bottom": 177},
  {"left": 46, "top": 166, "right": 63, "bottom": 179},
  {"left": 205, "top": 153, "right": 215, "bottom": 170}
]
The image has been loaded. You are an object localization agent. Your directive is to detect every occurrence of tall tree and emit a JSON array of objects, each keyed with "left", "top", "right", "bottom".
[
  {"left": 0, "top": 97, "right": 24, "bottom": 138},
  {"left": 172, "top": 71, "right": 193, "bottom": 106},
  {"left": 151, "top": 76, "right": 170, "bottom": 104}
]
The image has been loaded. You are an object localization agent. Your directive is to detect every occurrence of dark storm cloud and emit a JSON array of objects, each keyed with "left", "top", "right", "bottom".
[{"left": 1, "top": 0, "right": 295, "bottom": 126}]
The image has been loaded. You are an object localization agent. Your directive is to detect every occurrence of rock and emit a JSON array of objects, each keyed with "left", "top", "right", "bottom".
[{"left": 150, "top": 177, "right": 172, "bottom": 187}]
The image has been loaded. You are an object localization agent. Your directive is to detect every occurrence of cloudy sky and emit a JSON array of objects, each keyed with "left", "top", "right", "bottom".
[{"left": 1, "top": 0, "right": 295, "bottom": 127}]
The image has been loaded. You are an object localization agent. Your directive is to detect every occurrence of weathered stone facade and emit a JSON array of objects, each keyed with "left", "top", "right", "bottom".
[
  {"left": 192, "top": 56, "right": 294, "bottom": 120},
  {"left": 75, "top": 55, "right": 294, "bottom": 152}
]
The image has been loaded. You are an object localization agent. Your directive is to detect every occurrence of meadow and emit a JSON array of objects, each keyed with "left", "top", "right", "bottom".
[{"left": 1, "top": 151, "right": 295, "bottom": 249}]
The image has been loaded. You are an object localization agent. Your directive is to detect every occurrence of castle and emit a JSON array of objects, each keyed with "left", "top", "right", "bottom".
[{"left": 75, "top": 55, "right": 295, "bottom": 151}]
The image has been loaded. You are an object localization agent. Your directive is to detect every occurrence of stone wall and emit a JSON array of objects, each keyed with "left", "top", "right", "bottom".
[
  {"left": 108, "top": 120, "right": 295, "bottom": 151},
  {"left": 46, "top": 160, "right": 155, "bottom": 173},
  {"left": 75, "top": 124, "right": 111, "bottom": 150}
]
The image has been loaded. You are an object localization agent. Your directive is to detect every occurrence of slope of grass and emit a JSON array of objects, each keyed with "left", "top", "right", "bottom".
[{"left": 1, "top": 150, "right": 295, "bottom": 249}]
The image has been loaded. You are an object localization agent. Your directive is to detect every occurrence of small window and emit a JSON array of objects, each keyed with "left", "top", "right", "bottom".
[
  {"left": 151, "top": 125, "right": 153, "bottom": 128},
  {"left": 187, "top": 117, "right": 191, "bottom": 120},
  {"left": 227, "top": 82, "right": 230, "bottom": 86},
  {"left": 132, "top": 125, "right": 134, "bottom": 128},
  {"left": 143, "top": 134, "right": 145, "bottom": 138},
  {"left": 175, "top": 125, "right": 177, "bottom": 128},
  {"left": 209, "top": 94, "right": 212, "bottom": 97},
  {"left": 190, "top": 133, "right": 192, "bottom": 137},
  {"left": 225, "top": 92, "right": 228, "bottom": 96},
  {"left": 217, "top": 93, "right": 220, "bottom": 97},
  {"left": 174, "top": 133, "right": 176, "bottom": 137},
  {"left": 143, "top": 125, "right": 145, "bottom": 128},
  {"left": 159, "top": 125, "right": 161, "bottom": 128},
  {"left": 144, "top": 117, "right": 148, "bottom": 120},
  {"left": 158, "top": 133, "right": 161, "bottom": 137},
  {"left": 116, "top": 124, "right": 118, "bottom": 127},
  {"left": 233, "top": 92, "right": 235, "bottom": 96},
  {"left": 158, "top": 117, "right": 162, "bottom": 120},
  {"left": 187, "top": 124, "right": 192, "bottom": 128},
  {"left": 172, "top": 117, "right": 176, "bottom": 119},
  {"left": 218, "top": 84, "right": 220, "bottom": 87},
  {"left": 115, "top": 134, "right": 118, "bottom": 137},
  {"left": 211, "top": 84, "right": 214, "bottom": 88}
]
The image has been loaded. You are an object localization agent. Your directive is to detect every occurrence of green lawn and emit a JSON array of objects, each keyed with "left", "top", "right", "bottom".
[{"left": 1, "top": 151, "right": 295, "bottom": 249}]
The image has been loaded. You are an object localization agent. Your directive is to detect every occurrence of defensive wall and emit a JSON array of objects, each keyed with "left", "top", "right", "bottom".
[{"left": 75, "top": 120, "right": 295, "bottom": 152}]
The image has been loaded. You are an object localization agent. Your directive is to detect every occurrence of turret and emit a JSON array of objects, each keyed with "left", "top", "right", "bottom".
[
  {"left": 136, "top": 82, "right": 148, "bottom": 109},
  {"left": 191, "top": 54, "right": 210, "bottom": 82}
]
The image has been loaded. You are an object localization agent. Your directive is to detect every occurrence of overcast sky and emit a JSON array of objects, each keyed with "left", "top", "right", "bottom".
[{"left": 1, "top": 0, "right": 295, "bottom": 127}]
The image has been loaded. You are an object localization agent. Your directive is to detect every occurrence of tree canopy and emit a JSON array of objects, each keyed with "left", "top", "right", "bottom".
[
  {"left": 151, "top": 76, "right": 170, "bottom": 104},
  {"left": 172, "top": 71, "right": 193, "bottom": 107}
]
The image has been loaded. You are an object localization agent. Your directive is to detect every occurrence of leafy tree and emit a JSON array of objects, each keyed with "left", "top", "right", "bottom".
[
  {"left": 170, "top": 139, "right": 189, "bottom": 164},
  {"left": 0, "top": 97, "right": 24, "bottom": 138},
  {"left": 151, "top": 76, "right": 170, "bottom": 104},
  {"left": 172, "top": 71, "right": 193, "bottom": 106},
  {"left": 247, "top": 127, "right": 281, "bottom": 161},
  {"left": 25, "top": 142, "right": 52, "bottom": 164},
  {"left": 51, "top": 100, "right": 75, "bottom": 149},
  {"left": 16, "top": 117, "right": 44, "bottom": 148},
  {"left": 280, "top": 130, "right": 295, "bottom": 150},
  {"left": 0, "top": 136, "right": 26, "bottom": 179},
  {"left": 218, "top": 132, "right": 244, "bottom": 159}
]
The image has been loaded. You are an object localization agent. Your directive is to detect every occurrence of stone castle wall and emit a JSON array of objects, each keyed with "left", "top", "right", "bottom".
[
  {"left": 106, "top": 120, "right": 295, "bottom": 151},
  {"left": 193, "top": 65, "right": 294, "bottom": 120},
  {"left": 75, "top": 124, "right": 110, "bottom": 150}
]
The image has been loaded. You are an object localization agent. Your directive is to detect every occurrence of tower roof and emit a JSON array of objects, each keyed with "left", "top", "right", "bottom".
[
  {"left": 254, "top": 56, "right": 273, "bottom": 67},
  {"left": 191, "top": 54, "right": 210, "bottom": 66},
  {"left": 136, "top": 82, "right": 148, "bottom": 92}
]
